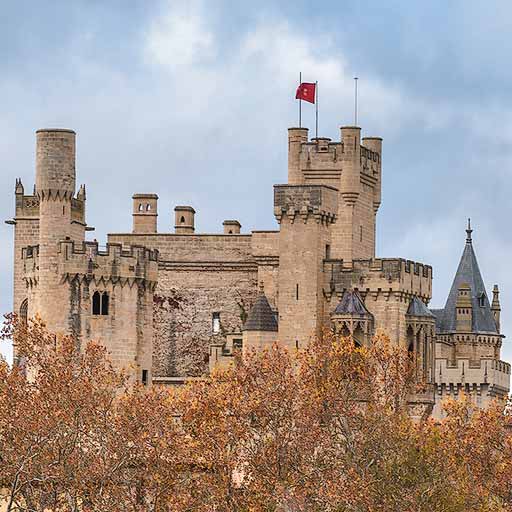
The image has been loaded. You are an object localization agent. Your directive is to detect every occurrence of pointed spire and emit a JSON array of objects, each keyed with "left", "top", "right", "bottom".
[
  {"left": 243, "top": 287, "right": 278, "bottom": 332},
  {"left": 492, "top": 284, "right": 501, "bottom": 309},
  {"left": 491, "top": 284, "right": 501, "bottom": 333},
  {"left": 439, "top": 223, "right": 497, "bottom": 334},
  {"left": 15, "top": 178, "right": 24, "bottom": 195},
  {"left": 77, "top": 184, "right": 86, "bottom": 201},
  {"left": 466, "top": 218, "right": 473, "bottom": 244}
]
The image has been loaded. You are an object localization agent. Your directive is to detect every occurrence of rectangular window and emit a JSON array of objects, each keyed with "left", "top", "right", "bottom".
[
  {"left": 360, "top": 225, "right": 363, "bottom": 242},
  {"left": 233, "top": 338, "right": 243, "bottom": 351},
  {"left": 296, "top": 284, "right": 299, "bottom": 301},
  {"left": 142, "top": 369, "right": 148, "bottom": 386},
  {"left": 212, "top": 312, "right": 221, "bottom": 333},
  {"left": 325, "top": 244, "right": 331, "bottom": 259}
]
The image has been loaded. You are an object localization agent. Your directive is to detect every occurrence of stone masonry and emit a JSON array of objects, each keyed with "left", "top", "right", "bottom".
[{"left": 6, "top": 122, "right": 510, "bottom": 418}]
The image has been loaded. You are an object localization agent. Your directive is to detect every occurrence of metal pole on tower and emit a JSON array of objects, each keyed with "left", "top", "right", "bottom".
[
  {"left": 299, "top": 72, "right": 302, "bottom": 128},
  {"left": 354, "top": 77, "right": 359, "bottom": 126},
  {"left": 315, "top": 81, "right": 318, "bottom": 139}
]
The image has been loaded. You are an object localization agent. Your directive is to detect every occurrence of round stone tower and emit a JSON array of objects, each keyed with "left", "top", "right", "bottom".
[{"left": 35, "top": 129, "right": 76, "bottom": 335}]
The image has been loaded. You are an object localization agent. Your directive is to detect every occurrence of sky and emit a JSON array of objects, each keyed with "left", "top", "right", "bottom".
[{"left": 1, "top": 0, "right": 512, "bottom": 363}]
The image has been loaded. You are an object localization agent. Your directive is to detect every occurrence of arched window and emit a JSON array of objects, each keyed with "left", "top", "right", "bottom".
[
  {"left": 92, "top": 292, "right": 110, "bottom": 316},
  {"left": 138, "top": 203, "right": 144, "bottom": 211},
  {"left": 146, "top": 204, "right": 151, "bottom": 211},
  {"left": 92, "top": 292, "right": 101, "bottom": 315},
  {"left": 101, "top": 292, "right": 109, "bottom": 315},
  {"left": 20, "top": 299, "right": 28, "bottom": 325},
  {"left": 180, "top": 216, "right": 186, "bottom": 224}
]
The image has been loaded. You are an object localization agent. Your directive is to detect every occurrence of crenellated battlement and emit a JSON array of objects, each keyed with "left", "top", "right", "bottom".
[
  {"left": 297, "top": 140, "right": 380, "bottom": 176},
  {"left": 436, "top": 357, "right": 510, "bottom": 392},
  {"left": 273, "top": 184, "right": 338, "bottom": 224},
  {"left": 58, "top": 239, "right": 158, "bottom": 260},
  {"left": 57, "top": 240, "right": 159, "bottom": 287},
  {"left": 20, "top": 240, "right": 159, "bottom": 288},
  {"left": 324, "top": 257, "right": 433, "bottom": 301},
  {"left": 14, "top": 192, "right": 85, "bottom": 223}
]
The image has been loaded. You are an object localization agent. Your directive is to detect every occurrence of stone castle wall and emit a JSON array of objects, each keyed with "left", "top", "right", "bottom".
[{"left": 108, "top": 233, "right": 261, "bottom": 376}]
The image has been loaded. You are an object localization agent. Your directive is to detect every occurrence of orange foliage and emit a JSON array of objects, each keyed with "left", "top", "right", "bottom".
[{"left": 1, "top": 317, "right": 512, "bottom": 511}]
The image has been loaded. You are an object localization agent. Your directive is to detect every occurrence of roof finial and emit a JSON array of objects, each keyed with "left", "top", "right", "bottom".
[{"left": 466, "top": 218, "right": 473, "bottom": 244}]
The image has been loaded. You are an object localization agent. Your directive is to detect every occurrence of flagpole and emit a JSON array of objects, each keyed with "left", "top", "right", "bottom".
[
  {"left": 354, "top": 77, "right": 358, "bottom": 126},
  {"left": 315, "top": 81, "right": 318, "bottom": 139},
  {"left": 299, "top": 72, "right": 302, "bottom": 128}
]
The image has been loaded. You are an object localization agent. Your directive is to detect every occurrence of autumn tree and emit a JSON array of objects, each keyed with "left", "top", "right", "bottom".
[
  {"left": 2, "top": 316, "right": 512, "bottom": 512},
  {"left": 0, "top": 315, "right": 185, "bottom": 512}
]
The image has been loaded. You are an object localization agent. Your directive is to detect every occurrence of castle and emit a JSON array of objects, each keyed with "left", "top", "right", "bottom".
[{"left": 7, "top": 125, "right": 510, "bottom": 418}]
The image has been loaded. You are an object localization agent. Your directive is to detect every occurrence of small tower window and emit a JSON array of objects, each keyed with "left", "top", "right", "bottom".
[
  {"left": 101, "top": 292, "right": 109, "bottom": 315},
  {"left": 92, "top": 292, "right": 101, "bottom": 315},
  {"left": 360, "top": 226, "right": 363, "bottom": 242},
  {"left": 138, "top": 203, "right": 144, "bottom": 211},
  {"left": 180, "top": 216, "right": 186, "bottom": 224},
  {"left": 146, "top": 204, "right": 151, "bottom": 211},
  {"left": 142, "top": 369, "right": 149, "bottom": 386},
  {"left": 92, "top": 291, "right": 110, "bottom": 316},
  {"left": 325, "top": 244, "right": 331, "bottom": 259},
  {"left": 212, "top": 312, "right": 221, "bottom": 334},
  {"left": 20, "top": 299, "right": 28, "bottom": 325},
  {"left": 296, "top": 284, "right": 299, "bottom": 301}
]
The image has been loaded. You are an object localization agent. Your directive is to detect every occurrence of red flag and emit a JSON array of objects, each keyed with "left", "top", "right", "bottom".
[{"left": 295, "top": 82, "right": 316, "bottom": 104}]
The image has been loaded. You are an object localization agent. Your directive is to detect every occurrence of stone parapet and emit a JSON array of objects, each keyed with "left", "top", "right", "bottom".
[
  {"left": 15, "top": 194, "right": 40, "bottom": 218},
  {"left": 57, "top": 240, "right": 159, "bottom": 286},
  {"left": 325, "top": 258, "right": 433, "bottom": 300},
  {"left": 436, "top": 358, "right": 511, "bottom": 393},
  {"left": 273, "top": 184, "right": 338, "bottom": 224}
]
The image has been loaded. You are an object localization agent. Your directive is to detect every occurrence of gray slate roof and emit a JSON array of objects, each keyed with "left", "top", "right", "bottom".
[
  {"left": 429, "top": 308, "right": 445, "bottom": 331},
  {"left": 334, "top": 290, "right": 373, "bottom": 317},
  {"left": 243, "top": 293, "right": 278, "bottom": 332},
  {"left": 437, "top": 230, "right": 497, "bottom": 334},
  {"left": 407, "top": 296, "right": 435, "bottom": 318}
]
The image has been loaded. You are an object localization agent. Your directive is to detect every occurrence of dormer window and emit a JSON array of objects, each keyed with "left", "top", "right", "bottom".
[{"left": 478, "top": 293, "right": 486, "bottom": 307}]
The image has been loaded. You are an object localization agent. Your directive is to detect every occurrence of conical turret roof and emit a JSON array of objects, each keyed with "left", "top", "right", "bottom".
[
  {"left": 407, "top": 296, "right": 435, "bottom": 318},
  {"left": 333, "top": 290, "right": 373, "bottom": 317},
  {"left": 243, "top": 292, "right": 278, "bottom": 332},
  {"left": 438, "top": 221, "right": 497, "bottom": 334}
]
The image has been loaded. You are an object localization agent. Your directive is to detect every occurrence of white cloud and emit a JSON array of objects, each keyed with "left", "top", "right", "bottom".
[
  {"left": 145, "top": 0, "right": 216, "bottom": 71},
  {"left": 141, "top": 2, "right": 446, "bottom": 140}
]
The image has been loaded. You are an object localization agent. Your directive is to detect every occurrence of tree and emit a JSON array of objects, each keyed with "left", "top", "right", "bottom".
[
  {"left": 0, "top": 315, "right": 185, "bottom": 512},
  {"left": 2, "top": 317, "right": 512, "bottom": 511}
]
